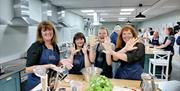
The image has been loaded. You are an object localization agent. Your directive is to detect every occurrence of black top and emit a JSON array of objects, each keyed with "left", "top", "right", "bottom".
[
  {"left": 26, "top": 41, "right": 60, "bottom": 67},
  {"left": 115, "top": 43, "right": 145, "bottom": 68},
  {"left": 94, "top": 43, "right": 112, "bottom": 78},
  {"left": 177, "top": 36, "right": 180, "bottom": 45},
  {"left": 69, "top": 50, "right": 85, "bottom": 74},
  {"left": 162, "top": 36, "right": 175, "bottom": 54},
  {"left": 149, "top": 38, "right": 159, "bottom": 46}
]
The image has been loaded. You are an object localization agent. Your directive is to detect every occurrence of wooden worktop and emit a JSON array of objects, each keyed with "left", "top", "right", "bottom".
[{"left": 55, "top": 74, "right": 141, "bottom": 91}]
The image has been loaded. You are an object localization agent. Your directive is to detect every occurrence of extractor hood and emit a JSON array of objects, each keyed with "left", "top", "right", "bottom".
[
  {"left": 42, "top": 2, "right": 70, "bottom": 28},
  {"left": 0, "top": 17, "right": 11, "bottom": 25},
  {"left": 10, "top": 0, "right": 38, "bottom": 26}
]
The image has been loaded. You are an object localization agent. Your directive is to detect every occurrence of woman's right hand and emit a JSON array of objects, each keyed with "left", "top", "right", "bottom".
[
  {"left": 60, "top": 59, "right": 73, "bottom": 70},
  {"left": 70, "top": 44, "right": 80, "bottom": 55},
  {"left": 124, "top": 38, "right": 138, "bottom": 52}
]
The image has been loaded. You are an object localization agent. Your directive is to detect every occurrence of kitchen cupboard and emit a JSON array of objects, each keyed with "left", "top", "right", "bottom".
[{"left": 0, "top": 72, "right": 20, "bottom": 91}]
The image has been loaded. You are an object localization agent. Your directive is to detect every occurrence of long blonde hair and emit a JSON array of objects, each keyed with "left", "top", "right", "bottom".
[{"left": 36, "top": 21, "right": 57, "bottom": 44}]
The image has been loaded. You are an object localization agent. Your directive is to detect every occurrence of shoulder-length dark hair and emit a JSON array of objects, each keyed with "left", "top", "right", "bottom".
[
  {"left": 166, "top": 27, "right": 174, "bottom": 35},
  {"left": 36, "top": 21, "right": 57, "bottom": 45},
  {"left": 73, "top": 32, "right": 86, "bottom": 49},
  {"left": 116, "top": 25, "right": 138, "bottom": 49}
]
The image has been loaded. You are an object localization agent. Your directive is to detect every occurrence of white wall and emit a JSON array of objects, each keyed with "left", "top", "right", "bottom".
[
  {"left": 0, "top": 1, "right": 84, "bottom": 63},
  {"left": 102, "top": 22, "right": 140, "bottom": 34},
  {"left": 0, "top": 0, "right": 14, "bottom": 24},
  {"left": 29, "top": 0, "right": 42, "bottom": 22},
  {"left": 139, "top": 10, "right": 180, "bottom": 42},
  {"left": 140, "top": 10, "right": 180, "bottom": 32},
  {"left": 58, "top": 11, "right": 84, "bottom": 44}
]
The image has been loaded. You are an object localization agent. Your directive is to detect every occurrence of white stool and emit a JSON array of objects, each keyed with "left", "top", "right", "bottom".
[{"left": 149, "top": 50, "right": 171, "bottom": 80}]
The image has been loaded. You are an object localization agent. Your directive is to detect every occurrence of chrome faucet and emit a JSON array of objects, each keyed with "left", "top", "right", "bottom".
[
  {"left": 0, "top": 64, "right": 17, "bottom": 74},
  {"left": 0, "top": 65, "right": 5, "bottom": 74}
]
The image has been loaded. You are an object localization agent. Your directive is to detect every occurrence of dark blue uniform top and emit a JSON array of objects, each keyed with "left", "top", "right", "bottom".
[
  {"left": 115, "top": 43, "right": 145, "bottom": 80},
  {"left": 69, "top": 50, "right": 85, "bottom": 74}
]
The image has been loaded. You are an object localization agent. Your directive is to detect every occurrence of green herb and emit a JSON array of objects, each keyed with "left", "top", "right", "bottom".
[{"left": 87, "top": 75, "right": 113, "bottom": 91}]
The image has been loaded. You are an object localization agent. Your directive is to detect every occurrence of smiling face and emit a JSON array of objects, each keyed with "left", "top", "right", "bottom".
[
  {"left": 41, "top": 27, "right": 54, "bottom": 42},
  {"left": 73, "top": 32, "right": 86, "bottom": 49},
  {"left": 75, "top": 38, "right": 85, "bottom": 48},
  {"left": 122, "top": 29, "right": 133, "bottom": 43},
  {"left": 153, "top": 31, "right": 159, "bottom": 38},
  {"left": 37, "top": 21, "right": 57, "bottom": 44},
  {"left": 98, "top": 28, "right": 108, "bottom": 42}
]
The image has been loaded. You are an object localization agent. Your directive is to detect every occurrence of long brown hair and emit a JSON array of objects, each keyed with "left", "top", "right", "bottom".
[
  {"left": 116, "top": 25, "right": 138, "bottom": 49},
  {"left": 36, "top": 21, "right": 57, "bottom": 44}
]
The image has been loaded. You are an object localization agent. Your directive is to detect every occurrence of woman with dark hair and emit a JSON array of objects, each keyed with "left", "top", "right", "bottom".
[
  {"left": 69, "top": 32, "right": 90, "bottom": 74},
  {"left": 156, "top": 27, "right": 175, "bottom": 53},
  {"left": 102, "top": 25, "right": 145, "bottom": 80},
  {"left": 156, "top": 27, "right": 175, "bottom": 75},
  {"left": 25, "top": 21, "right": 72, "bottom": 91}
]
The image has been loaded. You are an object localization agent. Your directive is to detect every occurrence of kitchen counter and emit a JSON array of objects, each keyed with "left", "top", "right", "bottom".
[
  {"left": 0, "top": 58, "right": 26, "bottom": 79},
  {"left": 32, "top": 74, "right": 142, "bottom": 91}
]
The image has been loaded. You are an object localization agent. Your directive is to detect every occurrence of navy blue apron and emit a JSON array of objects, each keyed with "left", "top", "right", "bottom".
[
  {"left": 151, "top": 38, "right": 159, "bottom": 46},
  {"left": 115, "top": 62, "right": 143, "bottom": 80},
  {"left": 69, "top": 50, "right": 85, "bottom": 74},
  {"left": 25, "top": 45, "right": 60, "bottom": 91},
  {"left": 94, "top": 43, "right": 112, "bottom": 78}
]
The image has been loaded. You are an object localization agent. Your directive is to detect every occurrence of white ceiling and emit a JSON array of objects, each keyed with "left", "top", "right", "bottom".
[{"left": 49, "top": 0, "right": 180, "bottom": 22}]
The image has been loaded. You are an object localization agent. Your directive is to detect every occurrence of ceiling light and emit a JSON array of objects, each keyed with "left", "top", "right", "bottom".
[
  {"left": 121, "top": 8, "right": 135, "bottom": 12},
  {"left": 118, "top": 18, "right": 126, "bottom": 20},
  {"left": 81, "top": 10, "right": 94, "bottom": 13},
  {"left": 126, "top": 20, "right": 132, "bottom": 24},
  {"left": 135, "top": 12, "right": 146, "bottom": 19},
  {"left": 135, "top": 3, "right": 146, "bottom": 19},
  {"left": 100, "top": 18, "right": 105, "bottom": 21},
  {"left": 87, "top": 13, "right": 95, "bottom": 16},
  {"left": 100, "top": 13, "right": 109, "bottom": 16},
  {"left": 118, "top": 18, "right": 126, "bottom": 21},
  {"left": 120, "top": 12, "right": 131, "bottom": 15}
]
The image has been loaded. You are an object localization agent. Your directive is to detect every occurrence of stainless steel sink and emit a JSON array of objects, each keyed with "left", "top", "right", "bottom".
[{"left": 0, "top": 65, "right": 18, "bottom": 75}]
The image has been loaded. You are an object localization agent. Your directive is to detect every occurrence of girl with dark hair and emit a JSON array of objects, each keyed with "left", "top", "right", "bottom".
[{"left": 69, "top": 32, "right": 91, "bottom": 74}]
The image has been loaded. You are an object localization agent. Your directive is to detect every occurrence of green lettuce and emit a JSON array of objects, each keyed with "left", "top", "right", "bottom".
[{"left": 87, "top": 75, "right": 113, "bottom": 91}]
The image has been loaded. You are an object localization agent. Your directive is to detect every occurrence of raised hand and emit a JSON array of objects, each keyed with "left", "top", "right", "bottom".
[
  {"left": 124, "top": 38, "right": 138, "bottom": 52},
  {"left": 89, "top": 36, "right": 98, "bottom": 47},
  {"left": 70, "top": 44, "right": 80, "bottom": 55},
  {"left": 102, "top": 37, "right": 113, "bottom": 54},
  {"left": 60, "top": 59, "right": 73, "bottom": 70},
  {"left": 82, "top": 43, "right": 88, "bottom": 54}
]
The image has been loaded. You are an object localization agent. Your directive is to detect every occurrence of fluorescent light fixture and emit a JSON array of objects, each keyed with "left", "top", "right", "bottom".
[
  {"left": 121, "top": 8, "right": 135, "bottom": 12},
  {"left": 57, "top": 11, "right": 65, "bottom": 14},
  {"left": 100, "top": 13, "right": 109, "bottom": 16},
  {"left": 47, "top": 10, "right": 52, "bottom": 16},
  {"left": 81, "top": 10, "right": 95, "bottom": 13},
  {"left": 100, "top": 18, "right": 105, "bottom": 21},
  {"left": 87, "top": 13, "right": 95, "bottom": 16},
  {"left": 118, "top": 18, "right": 126, "bottom": 20},
  {"left": 118, "top": 20, "right": 125, "bottom": 21},
  {"left": 118, "top": 18, "right": 126, "bottom": 21},
  {"left": 120, "top": 12, "right": 131, "bottom": 15}
]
